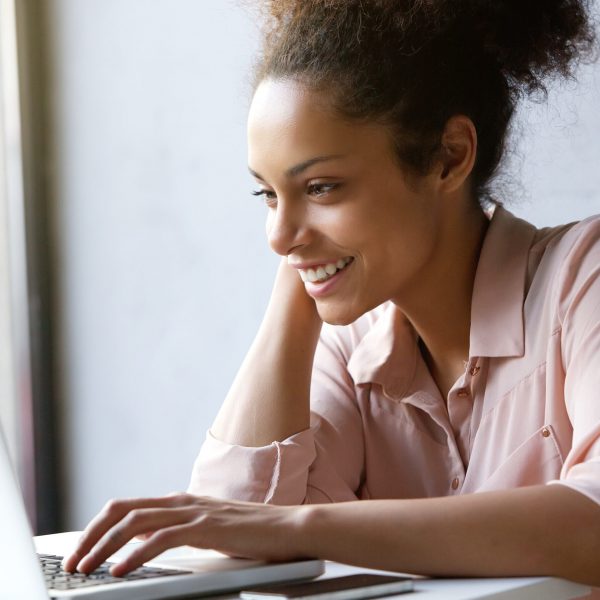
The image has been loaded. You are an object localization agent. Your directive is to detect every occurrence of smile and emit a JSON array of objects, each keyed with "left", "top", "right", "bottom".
[{"left": 298, "top": 257, "right": 354, "bottom": 284}]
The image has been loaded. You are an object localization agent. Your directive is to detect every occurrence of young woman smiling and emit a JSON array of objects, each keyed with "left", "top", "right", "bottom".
[{"left": 65, "top": 0, "right": 600, "bottom": 588}]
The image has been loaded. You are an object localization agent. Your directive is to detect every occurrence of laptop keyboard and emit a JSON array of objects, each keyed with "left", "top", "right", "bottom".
[{"left": 39, "top": 553, "right": 191, "bottom": 591}]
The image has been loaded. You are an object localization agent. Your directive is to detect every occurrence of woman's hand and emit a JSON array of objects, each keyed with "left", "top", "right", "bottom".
[
  {"left": 268, "top": 257, "right": 322, "bottom": 323},
  {"left": 63, "top": 493, "right": 309, "bottom": 577}
]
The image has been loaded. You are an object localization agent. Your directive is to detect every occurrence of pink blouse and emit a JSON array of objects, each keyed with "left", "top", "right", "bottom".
[{"left": 189, "top": 206, "right": 600, "bottom": 513}]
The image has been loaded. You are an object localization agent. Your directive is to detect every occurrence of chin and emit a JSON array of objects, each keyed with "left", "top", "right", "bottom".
[{"left": 316, "top": 302, "right": 366, "bottom": 327}]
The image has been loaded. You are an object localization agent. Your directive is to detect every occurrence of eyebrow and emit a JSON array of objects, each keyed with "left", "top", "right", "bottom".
[{"left": 248, "top": 154, "right": 345, "bottom": 181}]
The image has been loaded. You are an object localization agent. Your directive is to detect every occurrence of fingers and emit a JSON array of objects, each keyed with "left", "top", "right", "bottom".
[
  {"left": 63, "top": 494, "right": 194, "bottom": 573},
  {"left": 110, "top": 522, "right": 198, "bottom": 577},
  {"left": 76, "top": 506, "right": 199, "bottom": 575}
]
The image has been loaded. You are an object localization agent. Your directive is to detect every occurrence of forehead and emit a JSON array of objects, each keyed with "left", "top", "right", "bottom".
[
  {"left": 247, "top": 78, "right": 394, "bottom": 175},
  {"left": 248, "top": 78, "right": 334, "bottom": 142}
]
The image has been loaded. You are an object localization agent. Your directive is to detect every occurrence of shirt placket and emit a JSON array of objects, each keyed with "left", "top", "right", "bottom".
[
  {"left": 445, "top": 357, "right": 482, "bottom": 491},
  {"left": 384, "top": 338, "right": 483, "bottom": 496},
  {"left": 399, "top": 389, "right": 467, "bottom": 496}
]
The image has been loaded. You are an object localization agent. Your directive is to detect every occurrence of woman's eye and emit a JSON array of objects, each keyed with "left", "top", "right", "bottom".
[
  {"left": 252, "top": 189, "right": 277, "bottom": 206},
  {"left": 307, "top": 183, "right": 338, "bottom": 197}
]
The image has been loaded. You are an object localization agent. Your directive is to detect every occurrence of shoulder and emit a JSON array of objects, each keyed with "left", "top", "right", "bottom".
[
  {"left": 531, "top": 214, "right": 600, "bottom": 259},
  {"left": 529, "top": 214, "right": 600, "bottom": 325}
]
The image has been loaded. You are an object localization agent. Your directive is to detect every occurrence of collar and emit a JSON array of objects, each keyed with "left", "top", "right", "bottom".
[
  {"left": 346, "top": 206, "right": 538, "bottom": 395},
  {"left": 469, "top": 206, "right": 537, "bottom": 358},
  {"left": 346, "top": 303, "right": 419, "bottom": 398}
]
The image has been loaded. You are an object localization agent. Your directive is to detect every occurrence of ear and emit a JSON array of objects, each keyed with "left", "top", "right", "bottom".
[{"left": 437, "top": 115, "right": 477, "bottom": 193}]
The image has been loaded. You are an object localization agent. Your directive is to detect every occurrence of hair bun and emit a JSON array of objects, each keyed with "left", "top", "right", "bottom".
[{"left": 464, "top": 0, "right": 597, "bottom": 95}]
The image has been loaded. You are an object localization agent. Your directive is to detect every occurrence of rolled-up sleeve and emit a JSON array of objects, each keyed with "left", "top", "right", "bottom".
[
  {"left": 188, "top": 428, "right": 317, "bottom": 504},
  {"left": 548, "top": 220, "right": 600, "bottom": 505},
  {"left": 188, "top": 321, "right": 368, "bottom": 504}
]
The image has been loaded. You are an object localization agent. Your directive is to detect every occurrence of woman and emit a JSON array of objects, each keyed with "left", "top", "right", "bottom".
[{"left": 65, "top": 0, "right": 600, "bottom": 587}]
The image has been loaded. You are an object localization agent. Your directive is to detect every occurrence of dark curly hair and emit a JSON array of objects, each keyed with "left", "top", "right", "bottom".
[{"left": 251, "top": 0, "right": 598, "bottom": 204}]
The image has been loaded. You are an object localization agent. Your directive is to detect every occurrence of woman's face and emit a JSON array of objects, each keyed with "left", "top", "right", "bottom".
[{"left": 247, "top": 78, "right": 444, "bottom": 325}]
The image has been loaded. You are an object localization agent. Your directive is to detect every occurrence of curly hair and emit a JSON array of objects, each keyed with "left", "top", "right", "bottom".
[{"left": 251, "top": 0, "right": 598, "bottom": 203}]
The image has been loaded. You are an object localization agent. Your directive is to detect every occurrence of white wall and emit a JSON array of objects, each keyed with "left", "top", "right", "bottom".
[
  {"left": 45, "top": 1, "right": 600, "bottom": 529},
  {"left": 46, "top": 1, "right": 276, "bottom": 529},
  {"left": 508, "top": 60, "right": 600, "bottom": 224}
]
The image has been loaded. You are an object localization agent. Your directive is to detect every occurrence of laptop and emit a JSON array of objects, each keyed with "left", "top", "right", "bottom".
[{"left": 0, "top": 427, "right": 324, "bottom": 599}]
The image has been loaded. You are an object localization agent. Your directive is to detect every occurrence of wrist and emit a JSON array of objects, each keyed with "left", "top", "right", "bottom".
[
  {"left": 292, "top": 504, "right": 327, "bottom": 559},
  {"left": 265, "top": 261, "right": 323, "bottom": 335}
]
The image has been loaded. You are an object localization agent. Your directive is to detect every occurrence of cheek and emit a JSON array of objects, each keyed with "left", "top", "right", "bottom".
[
  {"left": 311, "top": 203, "right": 368, "bottom": 249},
  {"left": 320, "top": 202, "right": 397, "bottom": 253},
  {"left": 350, "top": 207, "right": 437, "bottom": 277}
]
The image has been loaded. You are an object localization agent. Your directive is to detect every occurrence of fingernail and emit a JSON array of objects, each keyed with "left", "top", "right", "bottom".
[
  {"left": 76, "top": 558, "right": 90, "bottom": 574},
  {"left": 110, "top": 563, "right": 126, "bottom": 578}
]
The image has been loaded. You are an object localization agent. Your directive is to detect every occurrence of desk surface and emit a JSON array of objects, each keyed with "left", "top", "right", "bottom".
[
  {"left": 204, "top": 561, "right": 591, "bottom": 600},
  {"left": 319, "top": 562, "right": 590, "bottom": 599}
]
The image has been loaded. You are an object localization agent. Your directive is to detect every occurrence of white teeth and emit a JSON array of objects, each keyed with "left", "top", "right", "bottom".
[{"left": 298, "top": 257, "right": 353, "bottom": 285}]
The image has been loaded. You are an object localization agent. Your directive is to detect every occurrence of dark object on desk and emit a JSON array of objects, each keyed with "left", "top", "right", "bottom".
[{"left": 240, "top": 573, "right": 414, "bottom": 600}]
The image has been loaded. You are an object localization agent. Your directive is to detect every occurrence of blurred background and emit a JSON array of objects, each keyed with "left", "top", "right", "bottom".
[{"left": 0, "top": 0, "right": 599, "bottom": 534}]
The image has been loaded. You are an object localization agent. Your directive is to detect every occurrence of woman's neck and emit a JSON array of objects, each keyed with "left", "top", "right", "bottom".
[{"left": 394, "top": 199, "right": 490, "bottom": 399}]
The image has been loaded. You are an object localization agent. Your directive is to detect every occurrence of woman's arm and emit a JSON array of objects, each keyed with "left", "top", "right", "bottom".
[
  {"left": 189, "top": 255, "right": 367, "bottom": 505},
  {"left": 211, "top": 258, "right": 322, "bottom": 447},
  {"left": 65, "top": 484, "right": 600, "bottom": 585},
  {"left": 301, "top": 484, "right": 600, "bottom": 586},
  {"left": 64, "top": 484, "right": 600, "bottom": 583}
]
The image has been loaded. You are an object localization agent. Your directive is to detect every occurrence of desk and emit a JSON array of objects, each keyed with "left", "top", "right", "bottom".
[
  {"left": 200, "top": 561, "right": 591, "bottom": 600},
  {"left": 178, "top": 561, "right": 590, "bottom": 600},
  {"left": 317, "top": 561, "right": 591, "bottom": 599}
]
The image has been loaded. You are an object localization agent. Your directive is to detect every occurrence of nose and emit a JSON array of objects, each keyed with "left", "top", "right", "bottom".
[{"left": 266, "top": 199, "right": 310, "bottom": 256}]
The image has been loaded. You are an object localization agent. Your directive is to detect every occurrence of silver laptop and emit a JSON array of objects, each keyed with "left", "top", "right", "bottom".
[{"left": 0, "top": 427, "right": 324, "bottom": 599}]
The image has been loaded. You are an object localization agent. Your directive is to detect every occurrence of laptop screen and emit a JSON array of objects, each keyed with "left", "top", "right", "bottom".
[{"left": 0, "top": 426, "right": 49, "bottom": 599}]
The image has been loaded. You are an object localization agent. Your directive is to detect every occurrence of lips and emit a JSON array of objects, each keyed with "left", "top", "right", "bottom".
[{"left": 296, "top": 257, "right": 353, "bottom": 284}]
